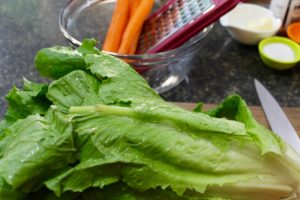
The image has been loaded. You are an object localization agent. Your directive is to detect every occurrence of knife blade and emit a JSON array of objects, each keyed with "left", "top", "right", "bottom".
[{"left": 254, "top": 79, "right": 300, "bottom": 154}]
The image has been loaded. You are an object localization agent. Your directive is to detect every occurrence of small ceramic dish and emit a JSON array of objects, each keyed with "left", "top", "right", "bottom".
[
  {"left": 258, "top": 36, "right": 300, "bottom": 70},
  {"left": 220, "top": 3, "right": 281, "bottom": 45},
  {"left": 287, "top": 22, "right": 300, "bottom": 43}
]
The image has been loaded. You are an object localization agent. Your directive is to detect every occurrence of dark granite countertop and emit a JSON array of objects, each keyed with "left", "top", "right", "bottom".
[{"left": 1, "top": 0, "right": 300, "bottom": 118}]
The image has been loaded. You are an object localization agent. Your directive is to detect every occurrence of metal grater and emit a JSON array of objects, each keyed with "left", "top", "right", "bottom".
[{"left": 137, "top": 0, "right": 242, "bottom": 54}]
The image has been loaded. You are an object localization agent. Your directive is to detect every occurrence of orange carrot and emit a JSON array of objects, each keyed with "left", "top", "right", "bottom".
[
  {"left": 102, "top": 0, "right": 130, "bottom": 52},
  {"left": 130, "top": 0, "right": 142, "bottom": 19},
  {"left": 128, "top": 28, "right": 142, "bottom": 54},
  {"left": 128, "top": 0, "right": 142, "bottom": 54},
  {"left": 118, "top": 0, "right": 154, "bottom": 54}
]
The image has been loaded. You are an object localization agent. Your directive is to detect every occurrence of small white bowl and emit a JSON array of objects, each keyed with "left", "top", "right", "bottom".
[{"left": 220, "top": 3, "right": 282, "bottom": 45}]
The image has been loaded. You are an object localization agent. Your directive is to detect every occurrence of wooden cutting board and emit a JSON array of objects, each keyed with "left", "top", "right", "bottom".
[{"left": 175, "top": 103, "right": 300, "bottom": 137}]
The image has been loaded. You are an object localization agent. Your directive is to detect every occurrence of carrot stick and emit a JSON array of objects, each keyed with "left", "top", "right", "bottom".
[
  {"left": 128, "top": 0, "right": 142, "bottom": 54},
  {"left": 128, "top": 28, "right": 142, "bottom": 54},
  {"left": 118, "top": 0, "right": 154, "bottom": 54},
  {"left": 102, "top": 0, "right": 130, "bottom": 52},
  {"left": 130, "top": 0, "right": 142, "bottom": 19}
]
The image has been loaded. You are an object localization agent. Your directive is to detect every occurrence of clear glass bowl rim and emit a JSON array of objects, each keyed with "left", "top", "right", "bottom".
[{"left": 59, "top": 0, "right": 213, "bottom": 62}]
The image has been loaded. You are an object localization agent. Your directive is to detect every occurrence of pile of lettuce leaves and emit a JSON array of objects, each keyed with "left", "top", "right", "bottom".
[{"left": 0, "top": 39, "right": 299, "bottom": 200}]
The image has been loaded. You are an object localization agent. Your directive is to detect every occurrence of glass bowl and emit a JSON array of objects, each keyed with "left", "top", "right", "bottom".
[{"left": 59, "top": 0, "right": 213, "bottom": 94}]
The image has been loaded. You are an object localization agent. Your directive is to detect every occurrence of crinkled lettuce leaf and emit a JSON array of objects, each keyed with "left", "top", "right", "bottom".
[
  {"left": 34, "top": 46, "right": 86, "bottom": 79},
  {"left": 51, "top": 101, "right": 295, "bottom": 199},
  {"left": 46, "top": 70, "right": 102, "bottom": 113},
  {"left": 4, "top": 78, "right": 51, "bottom": 123},
  {"left": 0, "top": 40, "right": 299, "bottom": 199},
  {"left": 205, "top": 95, "right": 285, "bottom": 155},
  {"left": 35, "top": 39, "right": 161, "bottom": 106},
  {"left": 38, "top": 40, "right": 300, "bottom": 199},
  {"left": 0, "top": 108, "right": 75, "bottom": 193}
]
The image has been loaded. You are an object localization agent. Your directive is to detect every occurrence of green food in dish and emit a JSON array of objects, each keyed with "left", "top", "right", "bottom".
[{"left": 0, "top": 39, "right": 299, "bottom": 200}]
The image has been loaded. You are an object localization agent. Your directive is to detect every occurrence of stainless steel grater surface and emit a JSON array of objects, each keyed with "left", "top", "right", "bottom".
[{"left": 137, "top": 0, "right": 215, "bottom": 53}]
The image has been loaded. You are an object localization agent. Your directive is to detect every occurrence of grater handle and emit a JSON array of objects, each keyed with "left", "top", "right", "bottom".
[{"left": 147, "top": 0, "right": 243, "bottom": 53}]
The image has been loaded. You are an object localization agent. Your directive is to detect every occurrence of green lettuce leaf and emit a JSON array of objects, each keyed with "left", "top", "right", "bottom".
[
  {"left": 76, "top": 39, "right": 101, "bottom": 55},
  {"left": 32, "top": 41, "right": 300, "bottom": 199},
  {"left": 35, "top": 39, "right": 161, "bottom": 107},
  {"left": 4, "top": 78, "right": 51, "bottom": 123},
  {"left": 205, "top": 95, "right": 284, "bottom": 155},
  {"left": 0, "top": 108, "right": 75, "bottom": 193},
  {"left": 46, "top": 70, "right": 102, "bottom": 113},
  {"left": 0, "top": 40, "right": 295, "bottom": 199},
  {"left": 35, "top": 46, "right": 86, "bottom": 79},
  {"left": 98, "top": 106, "right": 296, "bottom": 191},
  {"left": 34, "top": 38, "right": 101, "bottom": 80},
  {"left": 84, "top": 53, "right": 160, "bottom": 105},
  {"left": 42, "top": 99, "right": 298, "bottom": 199}
]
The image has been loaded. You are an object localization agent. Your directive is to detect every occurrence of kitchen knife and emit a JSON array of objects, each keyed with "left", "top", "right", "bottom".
[{"left": 254, "top": 79, "right": 300, "bottom": 155}]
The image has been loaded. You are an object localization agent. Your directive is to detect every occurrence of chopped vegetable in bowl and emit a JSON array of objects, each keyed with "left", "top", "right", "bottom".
[{"left": 0, "top": 39, "right": 299, "bottom": 199}]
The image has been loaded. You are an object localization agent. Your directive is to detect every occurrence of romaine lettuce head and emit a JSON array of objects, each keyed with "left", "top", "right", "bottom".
[{"left": 0, "top": 40, "right": 299, "bottom": 199}]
